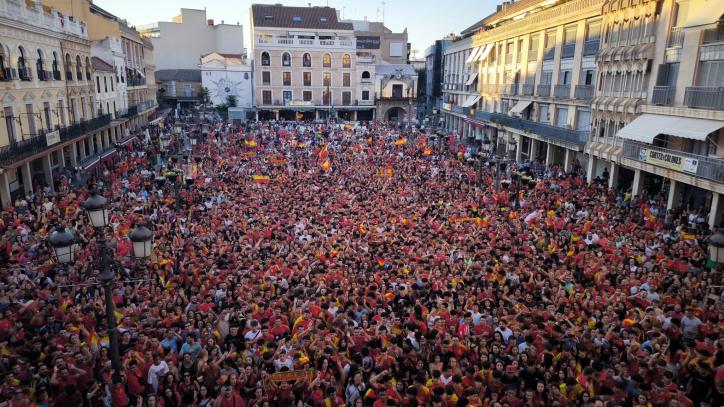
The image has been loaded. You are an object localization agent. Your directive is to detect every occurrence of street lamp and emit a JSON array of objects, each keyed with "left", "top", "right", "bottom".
[
  {"left": 708, "top": 229, "right": 724, "bottom": 265},
  {"left": 48, "top": 228, "right": 75, "bottom": 264},
  {"left": 82, "top": 190, "right": 152, "bottom": 377}
]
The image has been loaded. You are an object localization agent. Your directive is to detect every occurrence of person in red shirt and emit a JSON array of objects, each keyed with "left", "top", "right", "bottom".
[{"left": 214, "top": 384, "right": 245, "bottom": 407}]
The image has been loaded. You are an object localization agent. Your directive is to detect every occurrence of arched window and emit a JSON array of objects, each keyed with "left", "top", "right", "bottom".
[
  {"left": 361, "top": 71, "right": 371, "bottom": 80},
  {"left": 36, "top": 50, "right": 45, "bottom": 79},
  {"left": 75, "top": 55, "right": 82, "bottom": 80},
  {"left": 85, "top": 56, "right": 91, "bottom": 80},
  {"left": 322, "top": 53, "right": 331, "bottom": 68},
  {"left": 302, "top": 53, "right": 311, "bottom": 67},
  {"left": 261, "top": 52, "right": 270, "bottom": 66},
  {"left": 342, "top": 54, "right": 350, "bottom": 68},
  {"left": 0, "top": 45, "right": 6, "bottom": 80},
  {"left": 282, "top": 52, "right": 291, "bottom": 66},
  {"left": 52, "top": 52, "right": 59, "bottom": 79},
  {"left": 18, "top": 46, "right": 30, "bottom": 80},
  {"left": 65, "top": 53, "right": 73, "bottom": 80}
]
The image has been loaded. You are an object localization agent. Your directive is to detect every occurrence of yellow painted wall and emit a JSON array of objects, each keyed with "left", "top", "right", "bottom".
[{"left": 42, "top": 0, "right": 120, "bottom": 40}]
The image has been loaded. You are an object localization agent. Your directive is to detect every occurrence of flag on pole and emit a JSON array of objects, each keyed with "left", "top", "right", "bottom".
[
  {"left": 422, "top": 148, "right": 432, "bottom": 156},
  {"left": 318, "top": 144, "right": 329, "bottom": 161},
  {"left": 321, "top": 159, "right": 331, "bottom": 171},
  {"left": 394, "top": 137, "right": 407, "bottom": 146},
  {"left": 244, "top": 140, "right": 257, "bottom": 147}
]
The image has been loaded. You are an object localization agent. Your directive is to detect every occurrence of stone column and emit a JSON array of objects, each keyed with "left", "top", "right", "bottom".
[
  {"left": 69, "top": 144, "right": 78, "bottom": 167},
  {"left": 515, "top": 136, "right": 523, "bottom": 162},
  {"left": 666, "top": 179, "right": 681, "bottom": 210},
  {"left": 21, "top": 162, "right": 32, "bottom": 195},
  {"left": 631, "top": 169, "right": 643, "bottom": 198},
  {"left": 709, "top": 192, "right": 723, "bottom": 229},
  {"left": 41, "top": 154, "right": 54, "bottom": 192},
  {"left": 545, "top": 143, "right": 554, "bottom": 168},
  {"left": 586, "top": 155, "right": 598, "bottom": 185},
  {"left": 0, "top": 172, "right": 11, "bottom": 208},
  {"left": 57, "top": 149, "right": 65, "bottom": 170},
  {"left": 564, "top": 148, "right": 573, "bottom": 173},
  {"left": 530, "top": 139, "right": 539, "bottom": 162},
  {"left": 608, "top": 162, "right": 619, "bottom": 190}
]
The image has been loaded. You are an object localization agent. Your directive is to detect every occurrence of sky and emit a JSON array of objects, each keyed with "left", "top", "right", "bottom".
[{"left": 94, "top": 0, "right": 497, "bottom": 59}]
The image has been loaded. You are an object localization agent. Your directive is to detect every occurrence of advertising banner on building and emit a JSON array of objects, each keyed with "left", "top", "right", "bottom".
[
  {"left": 356, "top": 36, "right": 381, "bottom": 49},
  {"left": 638, "top": 148, "right": 699, "bottom": 174}
]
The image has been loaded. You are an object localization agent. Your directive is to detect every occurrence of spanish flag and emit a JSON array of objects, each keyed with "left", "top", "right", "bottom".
[
  {"left": 252, "top": 175, "right": 271, "bottom": 184},
  {"left": 582, "top": 220, "right": 593, "bottom": 234},
  {"left": 318, "top": 144, "right": 329, "bottom": 161},
  {"left": 297, "top": 142, "right": 307, "bottom": 149},
  {"left": 377, "top": 258, "right": 386, "bottom": 267},
  {"left": 422, "top": 148, "right": 432, "bottom": 156},
  {"left": 244, "top": 140, "right": 257, "bottom": 147},
  {"left": 394, "top": 137, "right": 407, "bottom": 146},
  {"left": 321, "top": 159, "right": 331, "bottom": 171}
]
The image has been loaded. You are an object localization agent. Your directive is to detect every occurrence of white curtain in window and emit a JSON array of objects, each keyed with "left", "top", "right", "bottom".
[{"left": 556, "top": 107, "right": 568, "bottom": 127}]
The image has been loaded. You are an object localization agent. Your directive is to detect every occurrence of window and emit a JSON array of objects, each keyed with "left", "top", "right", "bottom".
[
  {"left": 303, "top": 72, "right": 311, "bottom": 86},
  {"left": 361, "top": 71, "right": 371, "bottom": 81},
  {"left": 323, "top": 54, "right": 331, "bottom": 68},
  {"left": 85, "top": 57, "right": 91, "bottom": 80},
  {"left": 110, "top": 77, "right": 114, "bottom": 91},
  {"left": 43, "top": 102, "right": 51, "bottom": 129},
  {"left": 25, "top": 103, "right": 36, "bottom": 135},
  {"left": 389, "top": 42, "right": 404, "bottom": 57},
  {"left": 52, "top": 52, "right": 59, "bottom": 76},
  {"left": 538, "top": 104, "right": 549, "bottom": 123},
  {"left": 58, "top": 100, "right": 65, "bottom": 126},
  {"left": 610, "top": 22, "right": 619, "bottom": 45},
  {"left": 262, "top": 71, "right": 271, "bottom": 85},
  {"left": 392, "top": 84, "right": 403, "bottom": 98},
  {"left": 320, "top": 17, "right": 328, "bottom": 24},
  {"left": 323, "top": 72, "right": 331, "bottom": 86},
  {"left": 564, "top": 26, "right": 577, "bottom": 44},
  {"left": 540, "top": 71, "right": 553, "bottom": 84},
  {"left": 586, "top": 20, "right": 601, "bottom": 41},
  {"left": 75, "top": 55, "right": 82, "bottom": 80},
  {"left": 343, "top": 73, "right": 350, "bottom": 87},
  {"left": 323, "top": 90, "right": 331, "bottom": 105},
  {"left": 104, "top": 76, "right": 108, "bottom": 92},
  {"left": 583, "top": 69, "right": 595, "bottom": 85},
  {"left": 559, "top": 70, "right": 572, "bottom": 85},
  {"left": 17, "top": 46, "right": 27, "bottom": 74},
  {"left": 292, "top": 16, "right": 302, "bottom": 23},
  {"left": 303, "top": 53, "right": 311, "bottom": 67},
  {"left": 343, "top": 54, "right": 351, "bottom": 68},
  {"left": 36, "top": 49, "right": 44, "bottom": 78},
  {"left": 261, "top": 52, "right": 270, "bottom": 66},
  {"left": 184, "top": 84, "right": 192, "bottom": 97},
  {"left": 283, "top": 90, "right": 292, "bottom": 102},
  {"left": 697, "top": 60, "right": 724, "bottom": 87},
  {"left": 96, "top": 76, "right": 101, "bottom": 92},
  {"left": 4, "top": 107, "right": 15, "bottom": 143},
  {"left": 303, "top": 91, "right": 312, "bottom": 102},
  {"left": 80, "top": 97, "right": 87, "bottom": 120},
  {"left": 283, "top": 72, "right": 291, "bottom": 86},
  {"left": 282, "top": 52, "right": 291, "bottom": 66},
  {"left": 342, "top": 91, "right": 351, "bottom": 105},
  {"left": 529, "top": 34, "right": 539, "bottom": 60},
  {"left": 362, "top": 90, "right": 370, "bottom": 101},
  {"left": 576, "top": 109, "right": 591, "bottom": 131},
  {"left": 555, "top": 106, "right": 568, "bottom": 127},
  {"left": 630, "top": 18, "right": 641, "bottom": 45},
  {"left": 262, "top": 90, "right": 272, "bottom": 105},
  {"left": 620, "top": 21, "right": 630, "bottom": 46}
]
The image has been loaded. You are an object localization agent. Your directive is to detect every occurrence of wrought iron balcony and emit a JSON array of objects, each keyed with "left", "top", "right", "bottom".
[
  {"left": 622, "top": 139, "right": 724, "bottom": 183},
  {"left": 561, "top": 43, "right": 576, "bottom": 59},
  {"left": 583, "top": 39, "right": 600, "bottom": 56},
  {"left": 537, "top": 84, "right": 551, "bottom": 97},
  {"left": 554, "top": 84, "right": 571, "bottom": 98},
  {"left": 683, "top": 86, "right": 724, "bottom": 109},
  {"left": 0, "top": 114, "right": 111, "bottom": 167},
  {"left": 668, "top": 27, "right": 684, "bottom": 48},
  {"left": 489, "top": 113, "right": 588, "bottom": 146},
  {"left": 574, "top": 85, "right": 594, "bottom": 100},
  {"left": 652, "top": 86, "right": 676, "bottom": 106},
  {"left": 521, "top": 84, "right": 534, "bottom": 96}
]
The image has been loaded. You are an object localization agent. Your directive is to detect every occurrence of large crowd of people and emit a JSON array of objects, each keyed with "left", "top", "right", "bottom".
[{"left": 0, "top": 118, "right": 721, "bottom": 407}]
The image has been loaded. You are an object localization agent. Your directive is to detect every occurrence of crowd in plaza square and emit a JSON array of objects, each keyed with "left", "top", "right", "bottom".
[{"left": 0, "top": 118, "right": 721, "bottom": 407}]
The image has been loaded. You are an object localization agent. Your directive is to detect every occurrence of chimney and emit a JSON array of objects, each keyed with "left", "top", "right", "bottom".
[
  {"left": 207, "top": 19, "right": 214, "bottom": 25},
  {"left": 221, "top": 20, "right": 224, "bottom": 24}
]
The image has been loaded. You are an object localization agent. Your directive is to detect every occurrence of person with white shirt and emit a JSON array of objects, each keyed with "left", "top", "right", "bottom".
[
  {"left": 147, "top": 354, "right": 169, "bottom": 393},
  {"left": 495, "top": 320, "right": 513, "bottom": 343}
]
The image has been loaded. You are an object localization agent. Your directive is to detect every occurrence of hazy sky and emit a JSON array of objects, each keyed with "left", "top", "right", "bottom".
[{"left": 94, "top": 0, "right": 496, "bottom": 59}]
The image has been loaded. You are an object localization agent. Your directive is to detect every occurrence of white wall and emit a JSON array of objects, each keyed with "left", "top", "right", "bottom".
[{"left": 202, "top": 67, "right": 253, "bottom": 108}]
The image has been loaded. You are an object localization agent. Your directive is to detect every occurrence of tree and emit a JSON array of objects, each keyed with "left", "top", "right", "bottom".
[
  {"left": 225, "top": 95, "right": 238, "bottom": 108},
  {"left": 199, "top": 87, "right": 210, "bottom": 106}
]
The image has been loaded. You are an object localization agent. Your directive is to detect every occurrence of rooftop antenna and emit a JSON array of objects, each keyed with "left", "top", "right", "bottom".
[
  {"left": 381, "top": 1, "right": 386, "bottom": 24},
  {"left": 376, "top": 7, "right": 379, "bottom": 21},
  {"left": 342, "top": 6, "right": 346, "bottom": 19}
]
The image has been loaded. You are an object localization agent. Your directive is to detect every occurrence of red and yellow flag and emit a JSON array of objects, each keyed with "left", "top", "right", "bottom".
[
  {"left": 252, "top": 175, "right": 271, "bottom": 184},
  {"left": 394, "top": 137, "right": 407, "bottom": 146},
  {"left": 244, "top": 140, "right": 257, "bottom": 147},
  {"left": 318, "top": 144, "right": 329, "bottom": 161},
  {"left": 422, "top": 148, "right": 432, "bottom": 156},
  {"left": 321, "top": 159, "right": 331, "bottom": 171}
]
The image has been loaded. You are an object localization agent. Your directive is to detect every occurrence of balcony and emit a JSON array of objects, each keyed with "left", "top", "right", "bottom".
[
  {"left": 561, "top": 43, "right": 576, "bottom": 59},
  {"left": 128, "top": 77, "right": 146, "bottom": 87},
  {"left": 135, "top": 100, "right": 156, "bottom": 112},
  {"left": 543, "top": 47, "right": 555, "bottom": 61},
  {"left": 356, "top": 55, "right": 375, "bottom": 64},
  {"left": 668, "top": 27, "right": 684, "bottom": 48},
  {"left": 554, "top": 84, "right": 571, "bottom": 98},
  {"left": 119, "top": 105, "right": 138, "bottom": 118},
  {"left": 652, "top": 86, "right": 676, "bottom": 106},
  {"left": 574, "top": 85, "right": 594, "bottom": 100},
  {"left": 452, "top": 105, "right": 466, "bottom": 115},
  {"left": 622, "top": 139, "right": 724, "bottom": 183},
  {"left": 702, "top": 23, "right": 724, "bottom": 44},
  {"left": 0, "top": 114, "right": 111, "bottom": 167},
  {"left": 683, "top": 86, "right": 724, "bottom": 109},
  {"left": 537, "top": 84, "right": 551, "bottom": 97},
  {"left": 583, "top": 39, "right": 600, "bottom": 56},
  {"left": 521, "top": 84, "right": 534, "bottom": 96},
  {"left": 490, "top": 113, "right": 588, "bottom": 146}
]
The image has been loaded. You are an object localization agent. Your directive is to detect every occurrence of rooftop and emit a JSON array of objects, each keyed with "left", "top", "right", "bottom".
[
  {"left": 91, "top": 57, "right": 115, "bottom": 72},
  {"left": 155, "top": 69, "right": 202, "bottom": 82},
  {"left": 251, "top": 4, "right": 353, "bottom": 30}
]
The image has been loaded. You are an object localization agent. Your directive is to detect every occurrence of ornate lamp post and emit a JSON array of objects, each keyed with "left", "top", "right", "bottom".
[{"left": 48, "top": 228, "right": 75, "bottom": 264}]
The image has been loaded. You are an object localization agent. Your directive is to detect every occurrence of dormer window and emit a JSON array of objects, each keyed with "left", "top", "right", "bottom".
[
  {"left": 292, "top": 16, "right": 302, "bottom": 23},
  {"left": 320, "top": 17, "right": 328, "bottom": 23},
  {"left": 264, "top": 15, "right": 273, "bottom": 20}
]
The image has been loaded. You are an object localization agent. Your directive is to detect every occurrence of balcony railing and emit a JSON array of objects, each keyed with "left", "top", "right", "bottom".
[
  {"left": 622, "top": 139, "right": 724, "bottom": 183},
  {"left": 683, "top": 86, "right": 724, "bottom": 109},
  {"left": 554, "top": 84, "right": 571, "bottom": 98},
  {"left": 574, "top": 85, "right": 594, "bottom": 100},
  {"left": 668, "top": 27, "right": 684, "bottom": 48},
  {"left": 543, "top": 47, "right": 555, "bottom": 61},
  {"left": 452, "top": 105, "right": 467, "bottom": 115},
  {"left": 652, "top": 86, "right": 676, "bottom": 106},
  {"left": 537, "top": 84, "right": 551, "bottom": 97},
  {"left": 136, "top": 100, "right": 156, "bottom": 112},
  {"left": 521, "top": 84, "right": 534, "bottom": 96},
  {"left": 119, "top": 105, "right": 138, "bottom": 118},
  {"left": 0, "top": 114, "right": 111, "bottom": 167},
  {"left": 490, "top": 113, "right": 588, "bottom": 146},
  {"left": 702, "top": 23, "right": 724, "bottom": 44},
  {"left": 561, "top": 43, "right": 576, "bottom": 59},
  {"left": 583, "top": 39, "right": 600, "bottom": 56},
  {"left": 128, "top": 77, "right": 146, "bottom": 87}
]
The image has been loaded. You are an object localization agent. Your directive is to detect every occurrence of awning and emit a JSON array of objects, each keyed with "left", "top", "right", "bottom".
[
  {"left": 118, "top": 136, "right": 137, "bottom": 147},
  {"left": 476, "top": 44, "right": 494, "bottom": 62},
  {"left": 149, "top": 116, "right": 165, "bottom": 126},
  {"left": 509, "top": 100, "right": 532, "bottom": 115},
  {"left": 616, "top": 114, "right": 724, "bottom": 143},
  {"left": 100, "top": 148, "right": 117, "bottom": 161},
  {"left": 465, "top": 46, "right": 483, "bottom": 64},
  {"left": 465, "top": 72, "right": 478, "bottom": 86},
  {"left": 81, "top": 157, "right": 100, "bottom": 172},
  {"left": 461, "top": 95, "right": 481, "bottom": 107}
]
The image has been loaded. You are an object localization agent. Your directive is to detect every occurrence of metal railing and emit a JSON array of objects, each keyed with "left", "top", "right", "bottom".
[
  {"left": 537, "top": 84, "right": 551, "bottom": 97},
  {"left": 521, "top": 84, "right": 534, "bottom": 96},
  {"left": 683, "top": 86, "right": 724, "bottom": 109},
  {"left": 128, "top": 77, "right": 146, "bottom": 87},
  {"left": 561, "top": 43, "right": 576, "bottom": 59},
  {"left": 0, "top": 114, "right": 111, "bottom": 167},
  {"left": 452, "top": 105, "right": 467, "bottom": 115},
  {"left": 475, "top": 110, "right": 494, "bottom": 121},
  {"left": 554, "top": 84, "right": 571, "bottom": 98},
  {"left": 574, "top": 85, "right": 594, "bottom": 100},
  {"left": 583, "top": 39, "right": 600, "bottom": 56},
  {"left": 668, "top": 27, "right": 684, "bottom": 48},
  {"left": 622, "top": 139, "right": 724, "bottom": 183},
  {"left": 119, "top": 105, "right": 138, "bottom": 118},
  {"left": 652, "top": 86, "right": 676, "bottom": 106},
  {"left": 490, "top": 113, "right": 588, "bottom": 146},
  {"left": 702, "top": 23, "right": 724, "bottom": 44}
]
